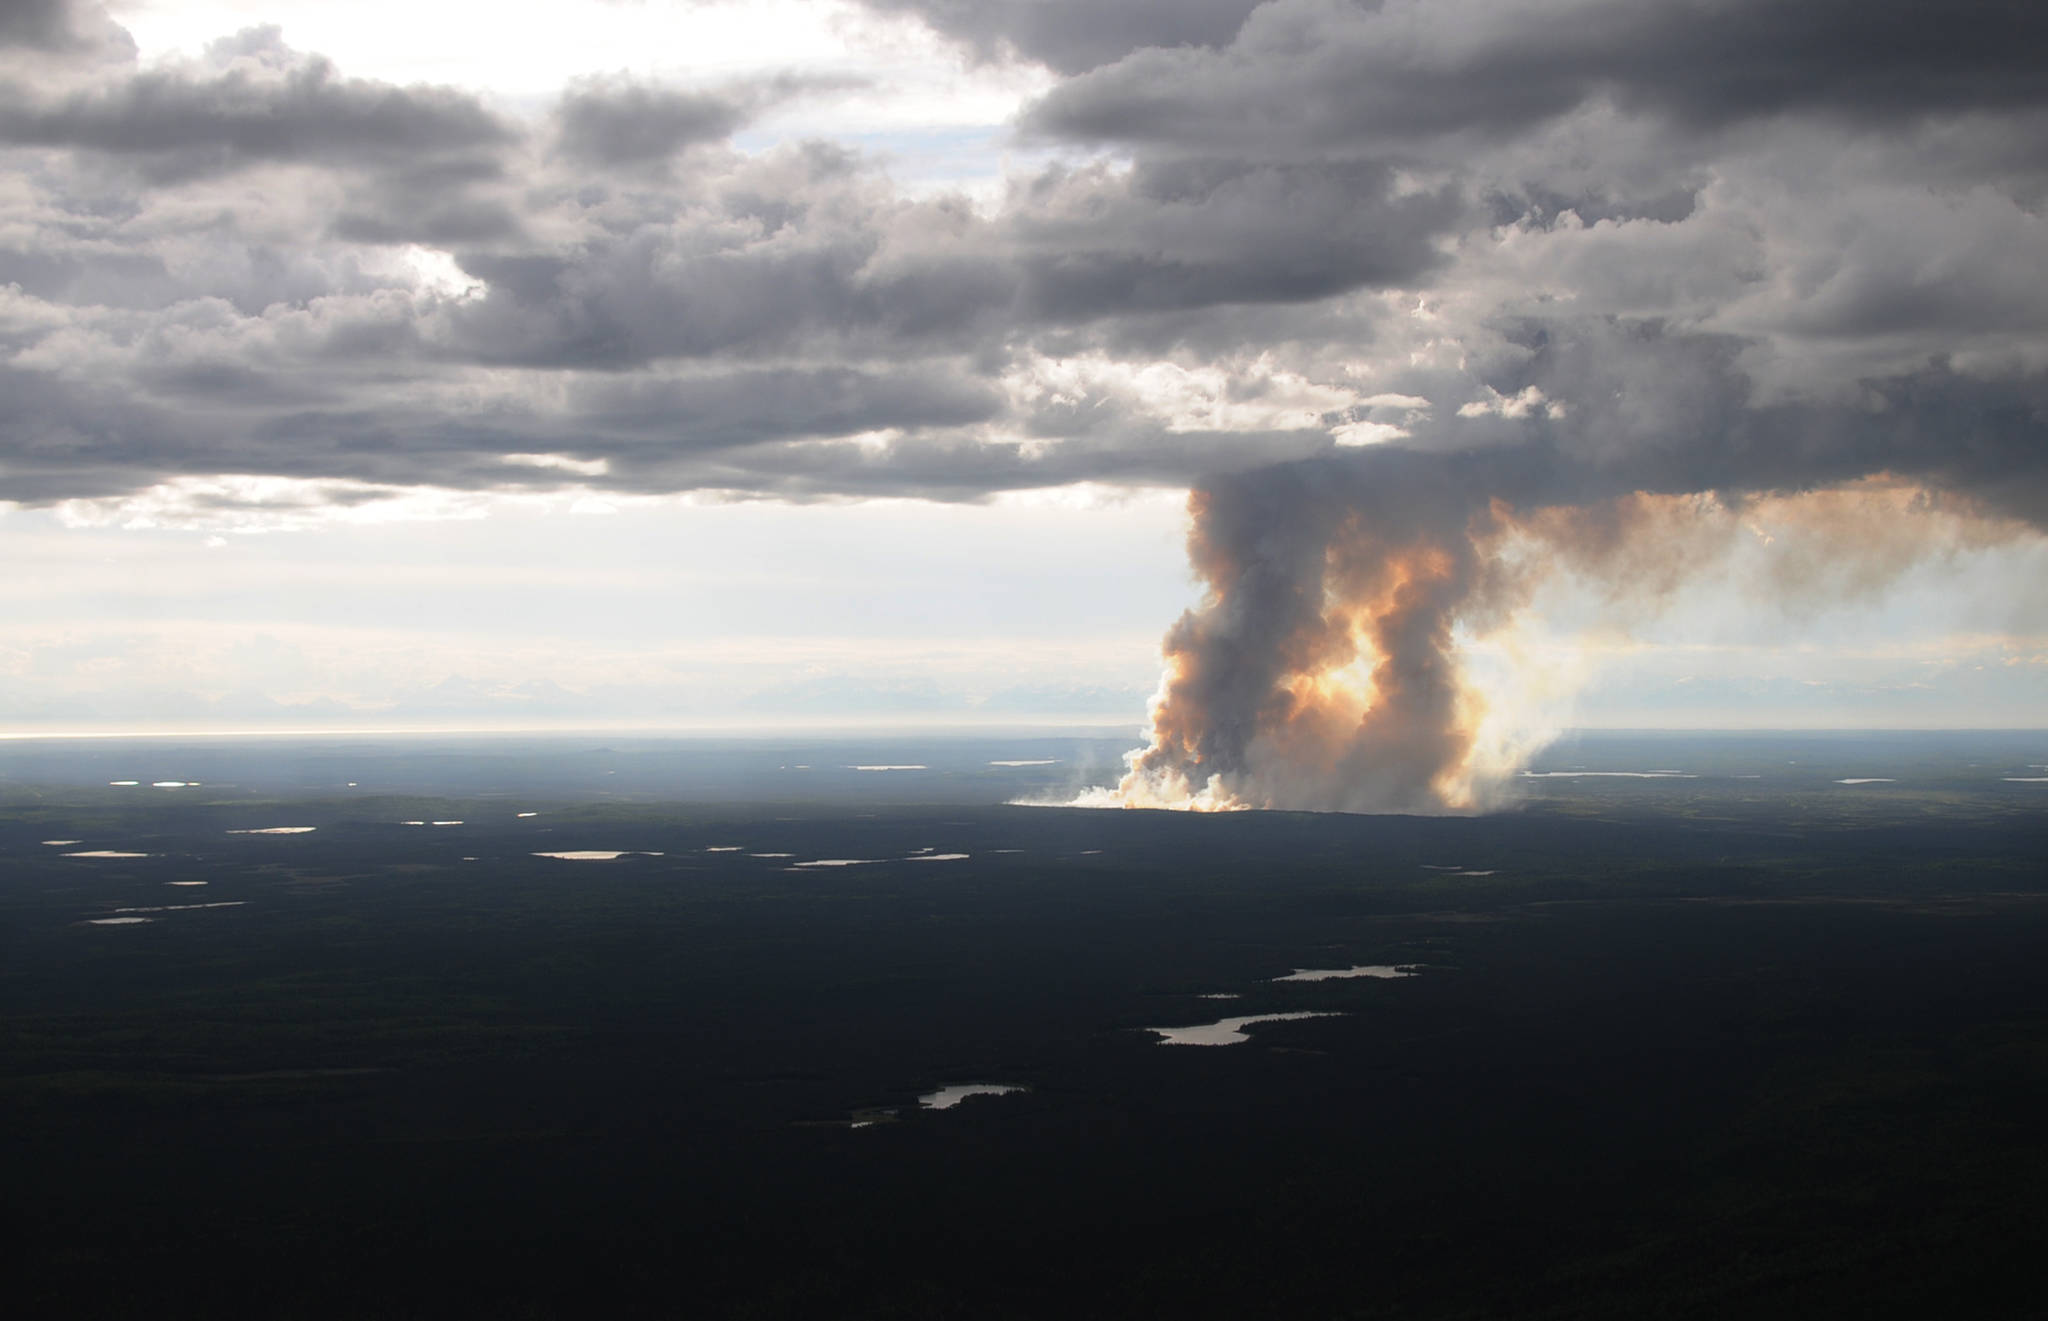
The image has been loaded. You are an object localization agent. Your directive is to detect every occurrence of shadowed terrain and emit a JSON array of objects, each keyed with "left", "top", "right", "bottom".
[{"left": 5, "top": 731, "right": 2047, "bottom": 1318}]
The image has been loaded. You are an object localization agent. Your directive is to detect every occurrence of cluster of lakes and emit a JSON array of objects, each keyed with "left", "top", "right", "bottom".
[
  {"left": 39, "top": 808, "right": 1437, "bottom": 1129},
  {"left": 1146, "top": 965, "right": 1425, "bottom": 1045}
]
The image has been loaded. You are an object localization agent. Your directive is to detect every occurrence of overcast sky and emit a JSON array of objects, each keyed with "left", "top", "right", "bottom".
[{"left": 4, "top": 0, "right": 2046, "bottom": 735}]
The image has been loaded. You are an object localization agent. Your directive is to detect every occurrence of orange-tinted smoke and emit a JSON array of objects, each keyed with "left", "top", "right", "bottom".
[{"left": 1111, "top": 459, "right": 2030, "bottom": 815}]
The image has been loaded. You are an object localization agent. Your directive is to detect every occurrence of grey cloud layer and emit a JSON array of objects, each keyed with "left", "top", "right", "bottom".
[
  {"left": 1028, "top": 0, "right": 2048, "bottom": 148},
  {"left": 861, "top": 0, "right": 1266, "bottom": 73},
  {"left": 3, "top": 37, "right": 510, "bottom": 178},
  {"left": 0, "top": 0, "right": 129, "bottom": 54},
  {"left": 551, "top": 74, "right": 859, "bottom": 167},
  {"left": 2, "top": 0, "right": 2046, "bottom": 520}
]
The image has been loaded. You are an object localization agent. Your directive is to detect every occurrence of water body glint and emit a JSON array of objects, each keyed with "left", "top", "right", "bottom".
[
  {"left": 1274, "top": 965, "right": 1420, "bottom": 982},
  {"left": 1147, "top": 1012, "right": 1343, "bottom": 1046},
  {"left": 532, "top": 851, "right": 664, "bottom": 861},
  {"left": 109, "top": 902, "right": 245, "bottom": 914},
  {"left": 791, "top": 1106, "right": 900, "bottom": 1129},
  {"left": 63, "top": 851, "right": 150, "bottom": 858},
  {"left": 919, "top": 1084, "right": 1024, "bottom": 1110},
  {"left": 905, "top": 853, "right": 970, "bottom": 862},
  {"left": 1836, "top": 778, "right": 1897, "bottom": 785},
  {"left": 86, "top": 917, "right": 152, "bottom": 926},
  {"left": 227, "top": 827, "right": 316, "bottom": 835}
]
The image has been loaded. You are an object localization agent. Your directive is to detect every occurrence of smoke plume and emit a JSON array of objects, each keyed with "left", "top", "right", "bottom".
[{"left": 1107, "top": 443, "right": 2040, "bottom": 815}]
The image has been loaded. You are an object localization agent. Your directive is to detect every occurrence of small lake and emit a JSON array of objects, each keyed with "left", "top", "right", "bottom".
[
  {"left": 1147, "top": 1012, "right": 1342, "bottom": 1046},
  {"left": 919, "top": 1084, "right": 1024, "bottom": 1110},
  {"left": 1273, "top": 965, "right": 1421, "bottom": 982},
  {"left": 109, "top": 901, "right": 245, "bottom": 914}
]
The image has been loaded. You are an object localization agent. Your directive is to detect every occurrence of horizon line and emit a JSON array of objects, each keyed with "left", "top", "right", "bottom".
[{"left": 1, "top": 723, "right": 2045, "bottom": 743}]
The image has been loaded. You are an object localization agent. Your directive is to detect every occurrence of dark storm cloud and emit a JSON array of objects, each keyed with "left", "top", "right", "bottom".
[
  {"left": 858, "top": 0, "right": 1266, "bottom": 73},
  {"left": 1012, "top": 157, "right": 1458, "bottom": 319},
  {"left": 554, "top": 83, "right": 751, "bottom": 166},
  {"left": 329, "top": 191, "right": 523, "bottom": 246},
  {"left": 552, "top": 74, "right": 852, "bottom": 167},
  {"left": 0, "top": 50, "right": 512, "bottom": 179},
  {"left": 0, "top": 0, "right": 81, "bottom": 48},
  {"left": 438, "top": 194, "right": 1016, "bottom": 366},
  {"left": 1, "top": 0, "right": 2046, "bottom": 523},
  {"left": 0, "top": 363, "right": 221, "bottom": 502},
  {"left": 1385, "top": 318, "right": 2048, "bottom": 524},
  {"left": 0, "top": 0, "right": 128, "bottom": 54},
  {"left": 1028, "top": 0, "right": 2048, "bottom": 150},
  {"left": 426, "top": 151, "right": 1450, "bottom": 370}
]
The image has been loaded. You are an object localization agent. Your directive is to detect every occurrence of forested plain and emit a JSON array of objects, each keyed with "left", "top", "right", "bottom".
[{"left": 5, "top": 732, "right": 2047, "bottom": 1318}]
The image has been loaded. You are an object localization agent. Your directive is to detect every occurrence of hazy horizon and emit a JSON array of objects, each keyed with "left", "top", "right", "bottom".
[{"left": 6, "top": 719, "right": 2048, "bottom": 742}]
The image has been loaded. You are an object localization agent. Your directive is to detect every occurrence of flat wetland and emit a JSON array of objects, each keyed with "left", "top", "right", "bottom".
[{"left": 4, "top": 730, "right": 2047, "bottom": 1318}]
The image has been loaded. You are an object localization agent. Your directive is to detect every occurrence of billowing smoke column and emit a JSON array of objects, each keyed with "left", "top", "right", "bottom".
[
  {"left": 1120, "top": 448, "right": 1541, "bottom": 814},
  {"left": 1111, "top": 377, "right": 2048, "bottom": 815}
]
